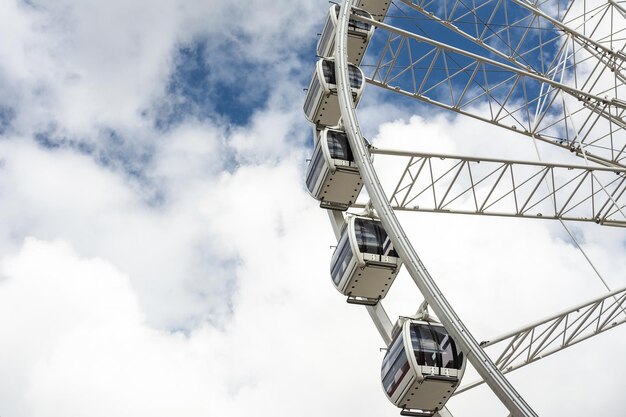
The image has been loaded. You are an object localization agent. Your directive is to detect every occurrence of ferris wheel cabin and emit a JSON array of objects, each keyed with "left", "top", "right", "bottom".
[
  {"left": 317, "top": 5, "right": 375, "bottom": 66},
  {"left": 306, "top": 128, "right": 364, "bottom": 211},
  {"left": 354, "top": 0, "right": 390, "bottom": 22},
  {"left": 303, "top": 58, "right": 365, "bottom": 127},
  {"left": 381, "top": 318, "right": 465, "bottom": 416},
  {"left": 330, "top": 216, "right": 401, "bottom": 305}
]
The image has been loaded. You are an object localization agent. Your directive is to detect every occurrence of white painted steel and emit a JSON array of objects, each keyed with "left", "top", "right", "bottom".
[
  {"left": 351, "top": 14, "right": 626, "bottom": 112},
  {"left": 399, "top": 0, "right": 626, "bottom": 82},
  {"left": 350, "top": 9, "right": 626, "bottom": 169},
  {"left": 336, "top": 1, "right": 538, "bottom": 415},
  {"left": 358, "top": 149, "right": 626, "bottom": 226},
  {"left": 455, "top": 285, "right": 626, "bottom": 395}
]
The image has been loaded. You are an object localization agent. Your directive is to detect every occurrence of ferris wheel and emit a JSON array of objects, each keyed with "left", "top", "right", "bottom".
[{"left": 303, "top": 1, "right": 626, "bottom": 416}]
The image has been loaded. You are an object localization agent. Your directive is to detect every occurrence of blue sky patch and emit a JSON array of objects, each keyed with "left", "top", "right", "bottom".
[
  {"left": 154, "top": 40, "right": 271, "bottom": 130},
  {"left": 32, "top": 127, "right": 164, "bottom": 205},
  {"left": 0, "top": 106, "right": 15, "bottom": 135}
]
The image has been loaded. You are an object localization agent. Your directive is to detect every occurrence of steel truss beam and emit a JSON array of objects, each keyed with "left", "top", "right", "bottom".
[
  {"left": 354, "top": 13, "right": 626, "bottom": 168},
  {"left": 399, "top": 0, "right": 626, "bottom": 84},
  {"left": 362, "top": 149, "right": 626, "bottom": 226},
  {"left": 455, "top": 285, "right": 626, "bottom": 395}
]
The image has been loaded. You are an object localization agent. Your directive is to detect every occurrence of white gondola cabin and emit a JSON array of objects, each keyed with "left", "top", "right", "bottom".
[
  {"left": 306, "top": 128, "right": 363, "bottom": 210},
  {"left": 354, "top": 0, "right": 390, "bottom": 22},
  {"left": 381, "top": 318, "right": 465, "bottom": 416},
  {"left": 303, "top": 58, "right": 365, "bottom": 127},
  {"left": 317, "top": 4, "right": 375, "bottom": 66},
  {"left": 330, "top": 216, "right": 400, "bottom": 305}
]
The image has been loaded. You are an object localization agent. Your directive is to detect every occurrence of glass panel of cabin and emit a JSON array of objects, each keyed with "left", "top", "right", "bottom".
[
  {"left": 354, "top": 218, "right": 380, "bottom": 254},
  {"left": 327, "top": 130, "right": 354, "bottom": 161},
  {"left": 432, "top": 326, "right": 462, "bottom": 370},
  {"left": 322, "top": 60, "right": 337, "bottom": 85},
  {"left": 306, "top": 142, "right": 326, "bottom": 193},
  {"left": 411, "top": 323, "right": 440, "bottom": 367},
  {"left": 351, "top": 9, "right": 372, "bottom": 31},
  {"left": 303, "top": 75, "right": 321, "bottom": 117},
  {"left": 348, "top": 64, "right": 363, "bottom": 88},
  {"left": 333, "top": 5, "right": 372, "bottom": 31},
  {"left": 354, "top": 219, "right": 398, "bottom": 257},
  {"left": 331, "top": 229, "right": 353, "bottom": 285},
  {"left": 382, "top": 334, "right": 410, "bottom": 396}
]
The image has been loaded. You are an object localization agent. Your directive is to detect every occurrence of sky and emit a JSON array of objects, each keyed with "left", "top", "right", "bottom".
[{"left": 0, "top": 0, "right": 625, "bottom": 416}]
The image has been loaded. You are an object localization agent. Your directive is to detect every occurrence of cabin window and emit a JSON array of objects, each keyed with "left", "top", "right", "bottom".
[
  {"left": 331, "top": 228, "right": 353, "bottom": 285},
  {"left": 322, "top": 60, "right": 336, "bottom": 85},
  {"left": 327, "top": 131, "right": 355, "bottom": 161},
  {"left": 321, "top": 60, "right": 362, "bottom": 90},
  {"left": 354, "top": 219, "right": 398, "bottom": 257},
  {"left": 348, "top": 65, "right": 363, "bottom": 89},
  {"left": 432, "top": 326, "right": 463, "bottom": 370},
  {"left": 306, "top": 142, "right": 326, "bottom": 193},
  {"left": 350, "top": 9, "right": 372, "bottom": 31},
  {"left": 410, "top": 324, "right": 463, "bottom": 370},
  {"left": 382, "top": 333, "right": 410, "bottom": 396},
  {"left": 411, "top": 324, "right": 439, "bottom": 367},
  {"left": 303, "top": 77, "right": 321, "bottom": 117},
  {"left": 333, "top": 5, "right": 372, "bottom": 32}
]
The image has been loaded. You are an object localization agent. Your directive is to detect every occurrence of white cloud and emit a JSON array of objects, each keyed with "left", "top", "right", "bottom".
[
  {"left": 0, "top": 0, "right": 324, "bottom": 140},
  {"left": 0, "top": 0, "right": 625, "bottom": 416}
]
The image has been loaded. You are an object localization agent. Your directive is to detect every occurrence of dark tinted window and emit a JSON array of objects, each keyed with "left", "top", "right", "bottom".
[
  {"left": 330, "top": 228, "right": 353, "bottom": 285},
  {"left": 410, "top": 323, "right": 463, "bottom": 370},
  {"left": 382, "top": 334, "right": 410, "bottom": 396},
  {"left": 348, "top": 65, "right": 363, "bottom": 89},
  {"left": 327, "top": 130, "right": 354, "bottom": 161},
  {"left": 354, "top": 218, "right": 398, "bottom": 257},
  {"left": 411, "top": 324, "right": 439, "bottom": 367},
  {"left": 306, "top": 142, "right": 326, "bottom": 193},
  {"left": 333, "top": 5, "right": 372, "bottom": 31},
  {"left": 432, "top": 326, "right": 463, "bottom": 370},
  {"left": 303, "top": 76, "right": 321, "bottom": 116},
  {"left": 321, "top": 60, "right": 362, "bottom": 90},
  {"left": 350, "top": 9, "right": 372, "bottom": 31},
  {"left": 322, "top": 60, "right": 336, "bottom": 85}
]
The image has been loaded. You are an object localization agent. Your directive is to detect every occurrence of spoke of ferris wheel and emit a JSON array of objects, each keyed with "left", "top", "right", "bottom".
[
  {"left": 412, "top": 2, "right": 626, "bottom": 113},
  {"left": 391, "top": 1, "right": 626, "bottom": 139},
  {"left": 610, "top": 0, "right": 626, "bottom": 20},
  {"left": 396, "top": 0, "right": 626, "bottom": 85},
  {"left": 354, "top": 14, "right": 626, "bottom": 167},
  {"left": 354, "top": 149, "right": 626, "bottom": 226},
  {"left": 358, "top": 14, "right": 626, "bottom": 108},
  {"left": 454, "top": 284, "right": 626, "bottom": 395}
]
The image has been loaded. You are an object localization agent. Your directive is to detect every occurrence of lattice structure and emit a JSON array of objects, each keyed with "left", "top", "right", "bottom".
[
  {"left": 357, "top": 0, "right": 626, "bottom": 167},
  {"left": 364, "top": 149, "right": 626, "bottom": 225},
  {"left": 305, "top": 1, "right": 626, "bottom": 416},
  {"left": 457, "top": 286, "right": 626, "bottom": 394}
]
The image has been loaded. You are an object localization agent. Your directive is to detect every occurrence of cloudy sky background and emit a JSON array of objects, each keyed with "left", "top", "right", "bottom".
[{"left": 0, "top": 0, "right": 625, "bottom": 416}]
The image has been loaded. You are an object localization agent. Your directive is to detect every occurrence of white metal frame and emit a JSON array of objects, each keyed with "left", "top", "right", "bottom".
[
  {"left": 456, "top": 285, "right": 626, "bottom": 394},
  {"left": 336, "top": 1, "right": 538, "bottom": 415},
  {"left": 357, "top": 148, "right": 626, "bottom": 226},
  {"left": 309, "top": 1, "right": 626, "bottom": 416},
  {"left": 350, "top": 9, "right": 626, "bottom": 168}
]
